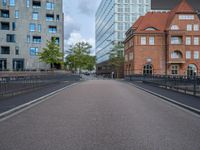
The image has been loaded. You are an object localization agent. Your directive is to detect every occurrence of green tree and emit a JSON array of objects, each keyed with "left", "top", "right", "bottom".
[
  {"left": 39, "top": 38, "right": 63, "bottom": 69},
  {"left": 109, "top": 43, "right": 124, "bottom": 78},
  {"left": 65, "top": 42, "right": 94, "bottom": 73},
  {"left": 83, "top": 55, "right": 96, "bottom": 71}
]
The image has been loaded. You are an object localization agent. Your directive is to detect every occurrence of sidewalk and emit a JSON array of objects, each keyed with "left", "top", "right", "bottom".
[
  {"left": 0, "top": 80, "right": 79, "bottom": 114},
  {"left": 126, "top": 81, "right": 200, "bottom": 111}
]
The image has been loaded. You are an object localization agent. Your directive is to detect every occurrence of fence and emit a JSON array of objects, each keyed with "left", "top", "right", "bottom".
[
  {"left": 125, "top": 75, "right": 200, "bottom": 97},
  {"left": 0, "top": 73, "right": 80, "bottom": 97}
]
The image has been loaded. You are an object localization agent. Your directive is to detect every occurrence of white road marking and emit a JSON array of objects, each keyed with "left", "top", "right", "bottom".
[
  {"left": 127, "top": 82, "right": 200, "bottom": 118},
  {"left": 0, "top": 82, "right": 80, "bottom": 122}
]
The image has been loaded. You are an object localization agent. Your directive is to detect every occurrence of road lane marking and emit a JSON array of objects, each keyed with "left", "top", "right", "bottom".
[
  {"left": 127, "top": 82, "right": 200, "bottom": 118},
  {"left": 0, "top": 82, "right": 80, "bottom": 122}
]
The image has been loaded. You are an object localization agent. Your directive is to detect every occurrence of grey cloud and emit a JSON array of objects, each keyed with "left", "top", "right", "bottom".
[
  {"left": 64, "top": 23, "right": 80, "bottom": 40},
  {"left": 78, "top": 0, "right": 95, "bottom": 16}
]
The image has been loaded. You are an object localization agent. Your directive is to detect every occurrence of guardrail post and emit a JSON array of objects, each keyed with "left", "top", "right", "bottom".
[{"left": 194, "top": 77, "right": 197, "bottom": 96}]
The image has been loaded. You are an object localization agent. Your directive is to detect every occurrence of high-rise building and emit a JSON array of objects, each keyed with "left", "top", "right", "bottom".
[
  {"left": 95, "top": 0, "right": 151, "bottom": 76},
  {"left": 0, "top": 0, "right": 64, "bottom": 71}
]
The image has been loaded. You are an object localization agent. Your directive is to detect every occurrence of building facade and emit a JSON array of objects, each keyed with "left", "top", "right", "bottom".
[
  {"left": 124, "top": 0, "right": 200, "bottom": 76},
  {"left": 95, "top": 0, "right": 151, "bottom": 76},
  {"left": 0, "top": 0, "right": 64, "bottom": 71}
]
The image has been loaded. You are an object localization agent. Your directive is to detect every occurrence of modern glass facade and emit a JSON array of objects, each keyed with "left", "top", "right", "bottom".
[{"left": 95, "top": 0, "right": 151, "bottom": 64}]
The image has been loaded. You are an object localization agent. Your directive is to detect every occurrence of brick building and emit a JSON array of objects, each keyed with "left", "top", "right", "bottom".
[{"left": 124, "top": 0, "right": 200, "bottom": 76}]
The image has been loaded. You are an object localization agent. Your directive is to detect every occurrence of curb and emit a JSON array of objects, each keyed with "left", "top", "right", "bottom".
[
  {"left": 128, "top": 82, "right": 200, "bottom": 115},
  {"left": 0, "top": 82, "right": 80, "bottom": 122}
]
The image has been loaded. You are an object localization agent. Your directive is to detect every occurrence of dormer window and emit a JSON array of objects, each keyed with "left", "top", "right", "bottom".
[
  {"left": 145, "top": 27, "right": 156, "bottom": 31},
  {"left": 179, "top": 15, "right": 194, "bottom": 20},
  {"left": 171, "top": 25, "right": 179, "bottom": 30}
]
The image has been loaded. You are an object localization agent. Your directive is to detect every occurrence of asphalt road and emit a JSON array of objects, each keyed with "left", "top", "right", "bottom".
[{"left": 0, "top": 80, "right": 200, "bottom": 150}]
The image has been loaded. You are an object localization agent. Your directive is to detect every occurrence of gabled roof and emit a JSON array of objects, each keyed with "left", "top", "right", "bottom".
[
  {"left": 172, "top": 0, "right": 195, "bottom": 14},
  {"left": 132, "top": 0, "right": 198, "bottom": 33},
  {"left": 132, "top": 12, "right": 170, "bottom": 33}
]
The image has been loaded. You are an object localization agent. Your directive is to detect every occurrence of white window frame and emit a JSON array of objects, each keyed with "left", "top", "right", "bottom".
[
  {"left": 194, "top": 37, "right": 199, "bottom": 45},
  {"left": 186, "top": 24, "right": 192, "bottom": 31},
  {"left": 194, "top": 51, "right": 199, "bottom": 59},
  {"left": 141, "top": 36, "right": 146, "bottom": 45},
  {"left": 186, "top": 51, "right": 191, "bottom": 59},
  {"left": 194, "top": 24, "right": 199, "bottom": 31},
  {"left": 149, "top": 36, "right": 155, "bottom": 45},
  {"left": 186, "top": 37, "right": 191, "bottom": 45}
]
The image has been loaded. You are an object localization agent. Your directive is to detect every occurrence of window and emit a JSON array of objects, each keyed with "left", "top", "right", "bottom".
[
  {"left": 171, "top": 25, "right": 179, "bottom": 30},
  {"left": 171, "top": 36, "right": 182, "bottom": 44},
  {"left": 26, "top": 0, "right": 30, "bottom": 7},
  {"left": 29, "top": 23, "right": 36, "bottom": 32},
  {"left": 171, "top": 51, "right": 182, "bottom": 59},
  {"left": 46, "top": 14, "right": 54, "bottom": 21},
  {"left": 33, "top": 36, "right": 41, "bottom": 44},
  {"left": 32, "top": 12, "right": 39, "bottom": 20},
  {"left": 38, "top": 24, "right": 41, "bottom": 32},
  {"left": 194, "top": 37, "right": 199, "bottom": 45},
  {"left": 143, "top": 64, "right": 153, "bottom": 75},
  {"left": 15, "top": 10, "right": 19, "bottom": 18},
  {"left": 27, "top": 35, "right": 30, "bottom": 43},
  {"left": 9, "top": 0, "right": 15, "bottom": 6},
  {"left": 187, "top": 64, "right": 197, "bottom": 77},
  {"left": 1, "top": 22, "right": 10, "bottom": 30},
  {"left": 48, "top": 26, "right": 57, "bottom": 33},
  {"left": 15, "top": 46, "right": 19, "bottom": 55},
  {"left": 141, "top": 36, "right": 146, "bottom": 45},
  {"left": 32, "top": 0, "right": 41, "bottom": 8},
  {"left": 186, "top": 37, "right": 191, "bottom": 45},
  {"left": 171, "top": 65, "right": 179, "bottom": 75},
  {"left": 1, "top": 10, "right": 9, "bottom": 18},
  {"left": 46, "top": 2, "right": 55, "bottom": 10},
  {"left": 186, "top": 51, "right": 191, "bottom": 59},
  {"left": 194, "top": 51, "right": 199, "bottom": 59},
  {"left": 145, "top": 27, "right": 156, "bottom": 31},
  {"left": 30, "top": 47, "right": 39, "bottom": 56},
  {"left": 52, "top": 37, "right": 60, "bottom": 45},
  {"left": 1, "top": 46, "right": 10, "bottom": 54},
  {"left": 194, "top": 24, "right": 199, "bottom": 31},
  {"left": 56, "top": 15, "right": 60, "bottom": 21},
  {"left": 186, "top": 24, "right": 192, "bottom": 31},
  {"left": 2, "top": 0, "right": 7, "bottom": 6},
  {"left": 6, "top": 34, "right": 16, "bottom": 42},
  {"left": 12, "top": 22, "right": 16, "bottom": 31},
  {"left": 0, "top": 59, "right": 7, "bottom": 71},
  {"left": 149, "top": 37, "right": 155, "bottom": 45},
  {"left": 179, "top": 15, "right": 194, "bottom": 20},
  {"left": 129, "top": 52, "right": 133, "bottom": 60}
]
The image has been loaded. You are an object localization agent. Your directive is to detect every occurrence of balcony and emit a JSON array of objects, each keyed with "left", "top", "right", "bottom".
[{"left": 168, "top": 50, "right": 185, "bottom": 64}]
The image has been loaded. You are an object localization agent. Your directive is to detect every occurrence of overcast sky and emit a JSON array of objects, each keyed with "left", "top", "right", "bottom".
[{"left": 63, "top": 0, "right": 101, "bottom": 55}]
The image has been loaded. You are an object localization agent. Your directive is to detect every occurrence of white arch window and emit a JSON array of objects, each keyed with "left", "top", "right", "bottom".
[
  {"left": 171, "top": 51, "right": 183, "bottom": 59},
  {"left": 145, "top": 27, "right": 156, "bottom": 31},
  {"left": 171, "top": 25, "right": 179, "bottom": 30}
]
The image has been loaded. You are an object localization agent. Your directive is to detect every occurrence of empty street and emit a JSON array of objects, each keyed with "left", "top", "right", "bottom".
[{"left": 0, "top": 80, "right": 200, "bottom": 150}]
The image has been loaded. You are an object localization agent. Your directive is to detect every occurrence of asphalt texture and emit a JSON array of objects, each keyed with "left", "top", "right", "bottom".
[
  {"left": 0, "top": 80, "right": 200, "bottom": 150},
  {"left": 0, "top": 79, "right": 79, "bottom": 113},
  {"left": 128, "top": 81, "right": 200, "bottom": 110}
]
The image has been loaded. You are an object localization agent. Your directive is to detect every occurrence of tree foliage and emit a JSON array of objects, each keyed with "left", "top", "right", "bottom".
[
  {"left": 38, "top": 38, "right": 63, "bottom": 69},
  {"left": 65, "top": 42, "right": 95, "bottom": 72},
  {"left": 109, "top": 43, "right": 124, "bottom": 78}
]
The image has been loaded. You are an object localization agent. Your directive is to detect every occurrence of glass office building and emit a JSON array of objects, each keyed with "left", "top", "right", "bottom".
[{"left": 95, "top": 0, "right": 151, "bottom": 64}]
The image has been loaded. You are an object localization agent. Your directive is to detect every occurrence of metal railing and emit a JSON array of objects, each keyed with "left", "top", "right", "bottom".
[
  {"left": 125, "top": 75, "right": 200, "bottom": 97},
  {"left": 0, "top": 73, "right": 80, "bottom": 97}
]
